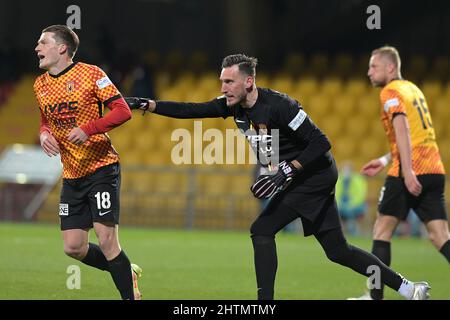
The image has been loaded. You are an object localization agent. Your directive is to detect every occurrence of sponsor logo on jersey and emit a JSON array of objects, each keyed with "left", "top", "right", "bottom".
[{"left": 96, "top": 76, "right": 112, "bottom": 89}]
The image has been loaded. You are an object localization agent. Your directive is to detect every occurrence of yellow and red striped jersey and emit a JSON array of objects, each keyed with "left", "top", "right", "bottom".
[
  {"left": 34, "top": 62, "right": 121, "bottom": 179},
  {"left": 379, "top": 79, "right": 445, "bottom": 177}
]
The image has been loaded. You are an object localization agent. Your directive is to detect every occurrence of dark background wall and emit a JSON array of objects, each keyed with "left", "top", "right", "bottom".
[{"left": 0, "top": 0, "right": 449, "bottom": 74}]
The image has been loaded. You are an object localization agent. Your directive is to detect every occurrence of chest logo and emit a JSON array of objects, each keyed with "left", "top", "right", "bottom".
[{"left": 66, "top": 81, "right": 76, "bottom": 94}]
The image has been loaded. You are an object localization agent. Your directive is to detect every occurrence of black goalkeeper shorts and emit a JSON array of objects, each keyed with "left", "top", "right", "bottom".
[
  {"left": 378, "top": 174, "right": 447, "bottom": 222},
  {"left": 251, "top": 156, "right": 342, "bottom": 237},
  {"left": 59, "top": 163, "right": 121, "bottom": 231}
]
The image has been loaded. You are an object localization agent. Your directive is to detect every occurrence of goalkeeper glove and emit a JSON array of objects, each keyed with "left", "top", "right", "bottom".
[
  {"left": 124, "top": 97, "right": 151, "bottom": 115},
  {"left": 251, "top": 161, "right": 298, "bottom": 199}
]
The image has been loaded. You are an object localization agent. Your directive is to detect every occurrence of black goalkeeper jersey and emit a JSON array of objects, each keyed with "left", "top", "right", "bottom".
[{"left": 155, "top": 87, "right": 333, "bottom": 171}]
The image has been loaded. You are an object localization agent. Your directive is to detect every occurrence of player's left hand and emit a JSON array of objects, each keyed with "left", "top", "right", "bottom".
[
  {"left": 251, "top": 161, "right": 298, "bottom": 199},
  {"left": 67, "top": 127, "right": 89, "bottom": 145}
]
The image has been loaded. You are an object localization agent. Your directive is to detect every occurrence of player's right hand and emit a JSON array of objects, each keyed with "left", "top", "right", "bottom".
[
  {"left": 360, "top": 158, "right": 385, "bottom": 177},
  {"left": 404, "top": 170, "right": 422, "bottom": 196},
  {"left": 124, "top": 97, "right": 155, "bottom": 114},
  {"left": 40, "top": 131, "right": 60, "bottom": 157}
]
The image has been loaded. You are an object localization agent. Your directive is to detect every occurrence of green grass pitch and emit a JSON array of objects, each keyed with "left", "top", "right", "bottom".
[{"left": 0, "top": 222, "right": 448, "bottom": 300}]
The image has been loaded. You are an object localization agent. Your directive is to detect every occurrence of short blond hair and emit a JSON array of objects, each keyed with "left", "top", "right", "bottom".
[{"left": 372, "top": 46, "right": 401, "bottom": 70}]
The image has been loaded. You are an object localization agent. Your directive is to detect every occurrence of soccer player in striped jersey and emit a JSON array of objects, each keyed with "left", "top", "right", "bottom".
[
  {"left": 34, "top": 25, "right": 141, "bottom": 299},
  {"left": 350, "top": 46, "right": 449, "bottom": 300}
]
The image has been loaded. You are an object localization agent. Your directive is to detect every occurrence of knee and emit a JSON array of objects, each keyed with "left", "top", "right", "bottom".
[
  {"left": 325, "top": 243, "right": 352, "bottom": 265},
  {"left": 64, "top": 243, "right": 87, "bottom": 260},
  {"left": 250, "top": 220, "right": 275, "bottom": 237},
  {"left": 250, "top": 221, "right": 259, "bottom": 236},
  {"left": 251, "top": 234, "right": 275, "bottom": 245},
  {"left": 428, "top": 231, "right": 447, "bottom": 249}
]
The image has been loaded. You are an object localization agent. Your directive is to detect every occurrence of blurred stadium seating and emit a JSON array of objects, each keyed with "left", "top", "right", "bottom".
[{"left": 1, "top": 52, "right": 449, "bottom": 234}]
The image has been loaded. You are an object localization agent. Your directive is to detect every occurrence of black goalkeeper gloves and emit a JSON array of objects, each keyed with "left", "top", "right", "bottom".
[
  {"left": 251, "top": 161, "right": 299, "bottom": 199},
  {"left": 124, "top": 97, "right": 151, "bottom": 114}
]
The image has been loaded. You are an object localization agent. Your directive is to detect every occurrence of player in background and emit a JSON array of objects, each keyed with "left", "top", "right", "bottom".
[
  {"left": 350, "top": 46, "right": 449, "bottom": 300},
  {"left": 34, "top": 25, "right": 141, "bottom": 299},
  {"left": 126, "top": 54, "right": 430, "bottom": 300}
]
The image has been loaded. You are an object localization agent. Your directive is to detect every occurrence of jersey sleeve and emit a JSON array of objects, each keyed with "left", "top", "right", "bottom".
[
  {"left": 380, "top": 88, "right": 406, "bottom": 121},
  {"left": 155, "top": 96, "right": 232, "bottom": 119},
  {"left": 91, "top": 66, "right": 122, "bottom": 105},
  {"left": 275, "top": 99, "right": 331, "bottom": 168}
]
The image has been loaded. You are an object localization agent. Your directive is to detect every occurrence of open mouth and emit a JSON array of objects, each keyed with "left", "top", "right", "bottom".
[{"left": 37, "top": 54, "right": 45, "bottom": 61}]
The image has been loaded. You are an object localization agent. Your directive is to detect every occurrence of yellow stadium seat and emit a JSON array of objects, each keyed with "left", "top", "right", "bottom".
[
  {"left": 197, "top": 72, "right": 220, "bottom": 92},
  {"left": 145, "top": 151, "right": 172, "bottom": 165},
  {"left": 345, "top": 116, "right": 369, "bottom": 137},
  {"left": 368, "top": 120, "right": 387, "bottom": 139},
  {"left": 355, "top": 95, "right": 380, "bottom": 118},
  {"left": 228, "top": 174, "right": 253, "bottom": 196},
  {"left": 321, "top": 77, "right": 343, "bottom": 97},
  {"left": 430, "top": 56, "right": 450, "bottom": 80},
  {"left": 320, "top": 117, "right": 344, "bottom": 142},
  {"left": 406, "top": 55, "right": 428, "bottom": 81},
  {"left": 158, "top": 87, "right": 185, "bottom": 101},
  {"left": 333, "top": 136, "right": 357, "bottom": 162},
  {"left": 293, "top": 77, "right": 319, "bottom": 97},
  {"left": 306, "top": 95, "right": 331, "bottom": 120},
  {"left": 110, "top": 131, "right": 132, "bottom": 151},
  {"left": 256, "top": 73, "right": 271, "bottom": 88},
  {"left": 155, "top": 171, "right": 188, "bottom": 193},
  {"left": 184, "top": 90, "right": 213, "bottom": 102},
  {"left": 271, "top": 73, "right": 294, "bottom": 93},
  {"left": 199, "top": 117, "right": 223, "bottom": 130},
  {"left": 345, "top": 78, "right": 369, "bottom": 97},
  {"left": 127, "top": 171, "right": 157, "bottom": 193},
  {"left": 422, "top": 80, "right": 443, "bottom": 97},
  {"left": 333, "top": 53, "right": 353, "bottom": 77},
  {"left": 438, "top": 139, "right": 450, "bottom": 163},
  {"left": 307, "top": 53, "right": 329, "bottom": 76},
  {"left": 188, "top": 51, "right": 208, "bottom": 72},
  {"left": 357, "top": 136, "right": 386, "bottom": 160},
  {"left": 330, "top": 94, "right": 355, "bottom": 117},
  {"left": 120, "top": 151, "right": 146, "bottom": 166},
  {"left": 131, "top": 131, "right": 155, "bottom": 151},
  {"left": 443, "top": 83, "right": 450, "bottom": 96},
  {"left": 432, "top": 120, "right": 446, "bottom": 140},
  {"left": 431, "top": 97, "right": 450, "bottom": 121},
  {"left": 282, "top": 53, "right": 306, "bottom": 75},
  {"left": 197, "top": 174, "right": 228, "bottom": 195}
]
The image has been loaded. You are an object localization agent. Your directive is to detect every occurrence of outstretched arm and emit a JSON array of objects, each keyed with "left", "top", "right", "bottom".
[
  {"left": 67, "top": 97, "right": 132, "bottom": 145},
  {"left": 125, "top": 96, "right": 231, "bottom": 119}
]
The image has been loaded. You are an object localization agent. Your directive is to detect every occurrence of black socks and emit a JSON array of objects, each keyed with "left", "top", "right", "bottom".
[
  {"left": 251, "top": 235, "right": 277, "bottom": 300},
  {"left": 107, "top": 250, "right": 134, "bottom": 300},
  {"left": 439, "top": 239, "right": 450, "bottom": 263},
  {"left": 370, "top": 240, "right": 391, "bottom": 300},
  {"left": 81, "top": 243, "right": 109, "bottom": 271}
]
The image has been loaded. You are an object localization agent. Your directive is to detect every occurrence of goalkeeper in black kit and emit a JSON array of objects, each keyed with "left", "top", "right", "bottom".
[{"left": 125, "top": 54, "right": 430, "bottom": 300}]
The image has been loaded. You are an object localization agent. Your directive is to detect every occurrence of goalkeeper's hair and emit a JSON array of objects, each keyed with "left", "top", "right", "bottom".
[
  {"left": 222, "top": 54, "right": 258, "bottom": 77},
  {"left": 372, "top": 46, "right": 401, "bottom": 71},
  {"left": 42, "top": 25, "right": 79, "bottom": 58}
]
